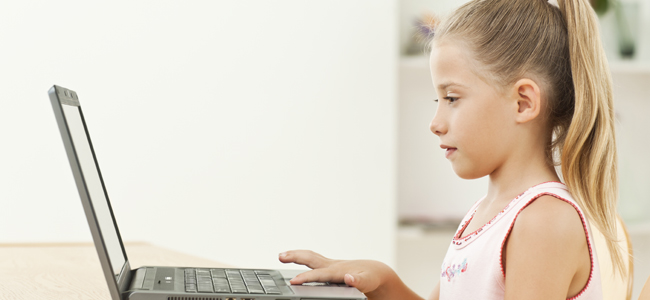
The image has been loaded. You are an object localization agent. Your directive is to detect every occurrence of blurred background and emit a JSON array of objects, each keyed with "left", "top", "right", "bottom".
[{"left": 1, "top": 0, "right": 648, "bottom": 299}]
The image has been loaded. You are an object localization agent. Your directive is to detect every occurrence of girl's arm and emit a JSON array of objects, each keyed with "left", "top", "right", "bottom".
[
  {"left": 279, "top": 250, "right": 424, "bottom": 300},
  {"left": 504, "top": 196, "right": 591, "bottom": 300}
]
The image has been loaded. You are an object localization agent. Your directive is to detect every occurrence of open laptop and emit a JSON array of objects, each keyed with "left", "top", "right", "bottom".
[{"left": 48, "top": 85, "right": 367, "bottom": 300}]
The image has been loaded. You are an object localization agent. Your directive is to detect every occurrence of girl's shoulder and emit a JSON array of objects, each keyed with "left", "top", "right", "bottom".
[{"left": 504, "top": 194, "right": 593, "bottom": 298}]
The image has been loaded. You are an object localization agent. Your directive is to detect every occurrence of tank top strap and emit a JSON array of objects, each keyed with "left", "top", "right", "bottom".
[
  {"left": 454, "top": 197, "right": 485, "bottom": 236},
  {"left": 509, "top": 181, "right": 572, "bottom": 210}
]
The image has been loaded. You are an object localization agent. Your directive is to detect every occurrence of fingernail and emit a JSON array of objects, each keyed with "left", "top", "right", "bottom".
[
  {"left": 345, "top": 274, "right": 355, "bottom": 283},
  {"left": 279, "top": 252, "right": 287, "bottom": 258}
]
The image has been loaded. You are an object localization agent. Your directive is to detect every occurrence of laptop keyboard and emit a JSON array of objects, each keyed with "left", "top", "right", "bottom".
[{"left": 184, "top": 268, "right": 282, "bottom": 295}]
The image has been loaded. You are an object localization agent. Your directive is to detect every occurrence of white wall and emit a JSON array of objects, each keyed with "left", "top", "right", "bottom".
[{"left": 0, "top": 1, "right": 398, "bottom": 270}]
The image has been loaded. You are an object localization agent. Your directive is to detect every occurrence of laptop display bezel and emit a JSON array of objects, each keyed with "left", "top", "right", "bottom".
[{"left": 49, "top": 85, "right": 133, "bottom": 299}]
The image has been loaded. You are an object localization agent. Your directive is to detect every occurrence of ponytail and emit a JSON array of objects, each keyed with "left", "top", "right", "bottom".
[{"left": 557, "top": 0, "right": 627, "bottom": 278}]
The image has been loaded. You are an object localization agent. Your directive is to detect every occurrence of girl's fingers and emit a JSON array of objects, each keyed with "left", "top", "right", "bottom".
[
  {"left": 279, "top": 254, "right": 386, "bottom": 294},
  {"left": 344, "top": 273, "right": 356, "bottom": 286},
  {"left": 343, "top": 271, "right": 379, "bottom": 294},
  {"left": 289, "top": 268, "right": 342, "bottom": 285},
  {"left": 278, "top": 250, "right": 331, "bottom": 269}
]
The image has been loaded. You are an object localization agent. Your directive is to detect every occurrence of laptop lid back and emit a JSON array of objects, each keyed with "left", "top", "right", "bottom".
[{"left": 49, "top": 85, "right": 131, "bottom": 300}]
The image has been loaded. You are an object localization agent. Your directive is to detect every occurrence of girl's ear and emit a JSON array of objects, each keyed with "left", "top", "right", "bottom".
[{"left": 512, "top": 78, "right": 542, "bottom": 124}]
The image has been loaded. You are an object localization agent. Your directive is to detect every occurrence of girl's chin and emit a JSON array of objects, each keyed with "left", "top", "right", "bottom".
[{"left": 451, "top": 164, "right": 488, "bottom": 180}]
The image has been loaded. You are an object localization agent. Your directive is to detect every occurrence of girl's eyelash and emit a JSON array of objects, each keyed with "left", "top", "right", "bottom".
[{"left": 433, "top": 97, "right": 459, "bottom": 103}]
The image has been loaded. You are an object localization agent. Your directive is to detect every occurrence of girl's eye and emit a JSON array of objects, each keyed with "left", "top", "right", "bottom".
[{"left": 444, "top": 97, "right": 458, "bottom": 103}]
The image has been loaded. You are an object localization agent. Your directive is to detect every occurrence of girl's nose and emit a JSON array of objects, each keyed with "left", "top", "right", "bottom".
[{"left": 430, "top": 110, "right": 447, "bottom": 136}]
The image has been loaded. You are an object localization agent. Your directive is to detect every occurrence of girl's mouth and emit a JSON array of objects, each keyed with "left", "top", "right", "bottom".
[{"left": 445, "top": 147, "right": 457, "bottom": 159}]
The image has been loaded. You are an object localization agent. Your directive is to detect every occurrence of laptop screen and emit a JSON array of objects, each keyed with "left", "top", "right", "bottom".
[{"left": 61, "top": 103, "right": 126, "bottom": 277}]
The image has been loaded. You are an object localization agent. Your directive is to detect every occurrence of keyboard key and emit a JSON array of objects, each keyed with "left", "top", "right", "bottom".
[
  {"left": 214, "top": 287, "right": 230, "bottom": 293},
  {"left": 213, "top": 277, "right": 227, "bottom": 283},
  {"left": 197, "top": 283, "right": 213, "bottom": 293},
  {"left": 259, "top": 276, "right": 277, "bottom": 287},
  {"left": 210, "top": 269, "right": 226, "bottom": 278}
]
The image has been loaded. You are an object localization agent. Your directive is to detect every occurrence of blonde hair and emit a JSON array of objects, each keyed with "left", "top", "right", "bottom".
[{"left": 431, "top": 0, "right": 628, "bottom": 279}]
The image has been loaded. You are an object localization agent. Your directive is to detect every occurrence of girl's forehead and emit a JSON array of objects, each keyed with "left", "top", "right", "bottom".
[
  {"left": 430, "top": 44, "right": 479, "bottom": 88},
  {"left": 429, "top": 42, "right": 501, "bottom": 92}
]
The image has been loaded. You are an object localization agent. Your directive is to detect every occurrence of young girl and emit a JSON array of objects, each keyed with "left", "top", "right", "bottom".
[{"left": 279, "top": 0, "right": 630, "bottom": 299}]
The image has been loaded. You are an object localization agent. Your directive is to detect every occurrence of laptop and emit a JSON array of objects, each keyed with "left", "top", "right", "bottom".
[{"left": 48, "top": 85, "right": 367, "bottom": 300}]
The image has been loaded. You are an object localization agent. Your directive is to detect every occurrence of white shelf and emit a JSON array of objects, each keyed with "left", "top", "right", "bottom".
[
  {"left": 627, "top": 221, "right": 650, "bottom": 235},
  {"left": 609, "top": 60, "right": 650, "bottom": 74},
  {"left": 400, "top": 55, "right": 650, "bottom": 75}
]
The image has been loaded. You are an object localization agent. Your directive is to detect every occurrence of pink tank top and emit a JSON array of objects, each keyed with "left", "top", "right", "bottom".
[{"left": 438, "top": 182, "right": 602, "bottom": 299}]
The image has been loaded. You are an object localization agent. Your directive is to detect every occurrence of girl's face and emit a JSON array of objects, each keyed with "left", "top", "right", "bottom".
[{"left": 429, "top": 41, "right": 517, "bottom": 179}]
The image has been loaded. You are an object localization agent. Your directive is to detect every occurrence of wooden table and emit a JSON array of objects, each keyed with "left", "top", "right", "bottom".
[{"left": 0, "top": 242, "right": 230, "bottom": 300}]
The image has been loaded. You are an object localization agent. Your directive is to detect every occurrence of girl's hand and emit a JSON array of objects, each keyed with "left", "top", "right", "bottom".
[{"left": 278, "top": 250, "right": 395, "bottom": 295}]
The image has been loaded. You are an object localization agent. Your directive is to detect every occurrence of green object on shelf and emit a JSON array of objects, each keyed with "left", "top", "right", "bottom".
[
  {"left": 591, "top": 0, "right": 610, "bottom": 15},
  {"left": 613, "top": 1, "right": 639, "bottom": 59}
]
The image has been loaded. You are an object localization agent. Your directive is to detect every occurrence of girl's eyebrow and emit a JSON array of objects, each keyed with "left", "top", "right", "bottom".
[{"left": 437, "top": 82, "right": 467, "bottom": 90}]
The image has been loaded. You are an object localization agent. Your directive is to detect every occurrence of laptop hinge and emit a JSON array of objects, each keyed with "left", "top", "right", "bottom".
[
  {"left": 129, "top": 267, "right": 147, "bottom": 290},
  {"left": 117, "top": 261, "right": 134, "bottom": 294}
]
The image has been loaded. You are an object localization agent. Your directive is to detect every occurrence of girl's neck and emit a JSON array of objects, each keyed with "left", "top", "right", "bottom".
[{"left": 484, "top": 151, "right": 560, "bottom": 207}]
